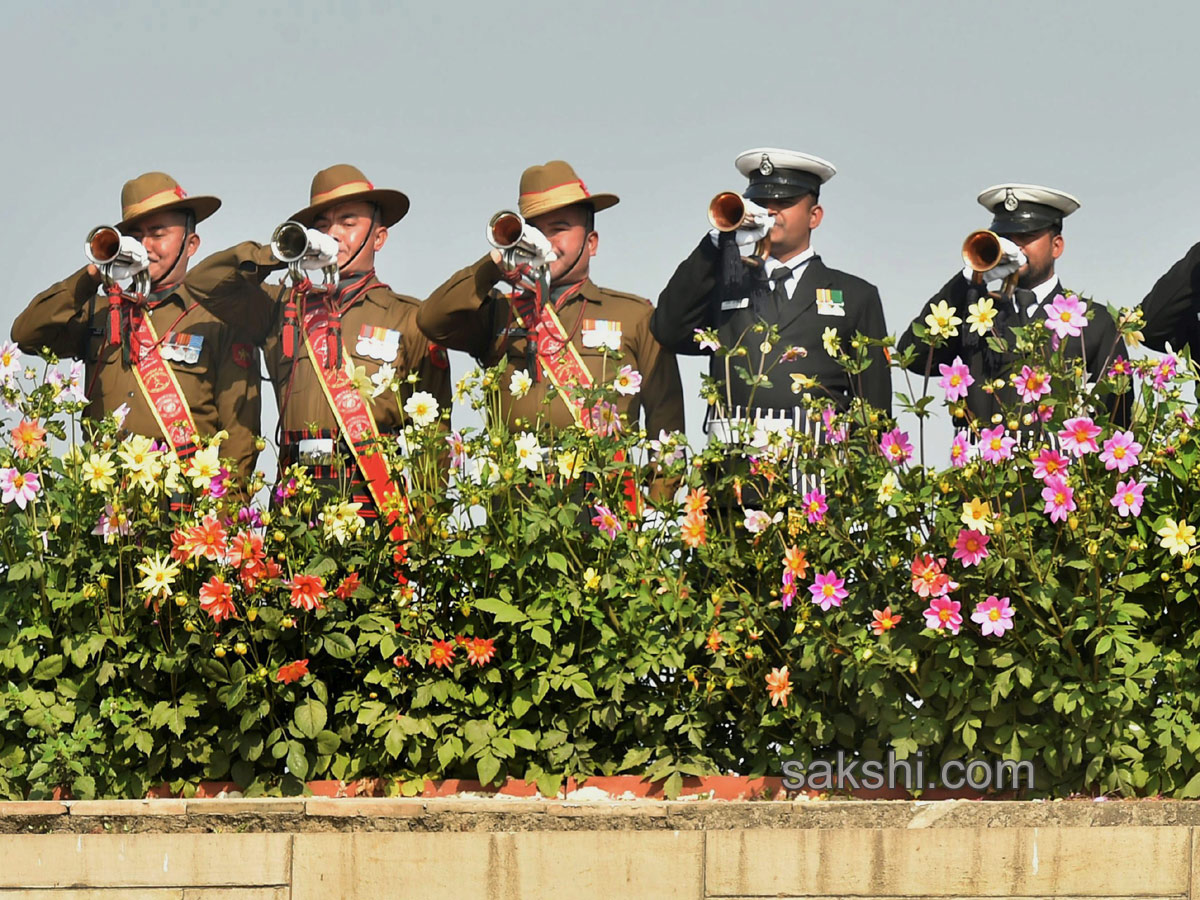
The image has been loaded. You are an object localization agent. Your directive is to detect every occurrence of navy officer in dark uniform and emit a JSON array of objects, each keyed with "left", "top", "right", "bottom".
[
  {"left": 898, "top": 184, "right": 1130, "bottom": 429},
  {"left": 652, "top": 148, "right": 892, "bottom": 427},
  {"left": 1139, "top": 240, "right": 1200, "bottom": 374}
]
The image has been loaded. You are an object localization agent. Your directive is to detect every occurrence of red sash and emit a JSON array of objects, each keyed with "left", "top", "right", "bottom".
[
  {"left": 298, "top": 300, "right": 410, "bottom": 558},
  {"left": 129, "top": 312, "right": 199, "bottom": 461},
  {"left": 510, "top": 287, "right": 641, "bottom": 515}
]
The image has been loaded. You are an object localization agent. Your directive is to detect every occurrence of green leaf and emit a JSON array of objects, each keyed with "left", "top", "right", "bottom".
[
  {"left": 323, "top": 633, "right": 356, "bottom": 659},
  {"left": 511, "top": 689, "right": 533, "bottom": 719},
  {"left": 546, "top": 552, "right": 568, "bottom": 574},
  {"left": 306, "top": 557, "right": 339, "bottom": 577},
  {"left": 476, "top": 596, "right": 526, "bottom": 624},
  {"left": 437, "top": 736, "right": 463, "bottom": 769},
  {"left": 294, "top": 698, "right": 327, "bottom": 740},
  {"left": 32, "top": 655, "right": 64, "bottom": 681},
  {"left": 476, "top": 752, "right": 501, "bottom": 786},
  {"left": 509, "top": 729, "right": 537, "bottom": 751},
  {"left": 72, "top": 774, "right": 97, "bottom": 799},
  {"left": 286, "top": 741, "right": 309, "bottom": 780},
  {"left": 663, "top": 772, "right": 683, "bottom": 800},
  {"left": 1180, "top": 770, "right": 1200, "bottom": 799},
  {"left": 315, "top": 730, "right": 341, "bottom": 755},
  {"left": 535, "top": 771, "right": 562, "bottom": 798},
  {"left": 384, "top": 722, "right": 406, "bottom": 759}
]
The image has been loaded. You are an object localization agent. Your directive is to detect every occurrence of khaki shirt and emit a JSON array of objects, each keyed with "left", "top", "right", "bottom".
[
  {"left": 184, "top": 243, "right": 451, "bottom": 435},
  {"left": 419, "top": 255, "right": 684, "bottom": 437},
  {"left": 11, "top": 267, "right": 262, "bottom": 482}
]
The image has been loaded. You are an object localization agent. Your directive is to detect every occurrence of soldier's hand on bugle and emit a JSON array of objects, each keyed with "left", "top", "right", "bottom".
[
  {"left": 962, "top": 236, "right": 1026, "bottom": 284},
  {"left": 708, "top": 197, "right": 774, "bottom": 256},
  {"left": 104, "top": 236, "right": 150, "bottom": 282},
  {"left": 490, "top": 223, "right": 557, "bottom": 275},
  {"left": 296, "top": 229, "right": 339, "bottom": 270}
]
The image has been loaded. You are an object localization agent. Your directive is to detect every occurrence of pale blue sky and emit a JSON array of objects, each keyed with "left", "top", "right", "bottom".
[{"left": 3, "top": 0, "right": 1192, "bottom": 460}]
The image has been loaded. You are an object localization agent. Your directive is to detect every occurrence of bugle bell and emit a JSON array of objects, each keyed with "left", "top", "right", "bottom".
[
  {"left": 961, "top": 229, "right": 1019, "bottom": 299},
  {"left": 708, "top": 192, "right": 754, "bottom": 232},
  {"left": 487, "top": 211, "right": 526, "bottom": 251},
  {"left": 270, "top": 221, "right": 310, "bottom": 264},
  {"left": 962, "top": 230, "right": 1006, "bottom": 273},
  {"left": 84, "top": 225, "right": 151, "bottom": 294},
  {"left": 85, "top": 226, "right": 122, "bottom": 267},
  {"left": 707, "top": 192, "right": 771, "bottom": 263}
]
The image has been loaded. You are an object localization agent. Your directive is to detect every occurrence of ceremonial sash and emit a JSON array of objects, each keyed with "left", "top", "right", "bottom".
[
  {"left": 298, "top": 300, "right": 410, "bottom": 556},
  {"left": 510, "top": 288, "right": 641, "bottom": 515},
  {"left": 129, "top": 312, "right": 199, "bottom": 461},
  {"left": 511, "top": 291, "right": 592, "bottom": 426}
]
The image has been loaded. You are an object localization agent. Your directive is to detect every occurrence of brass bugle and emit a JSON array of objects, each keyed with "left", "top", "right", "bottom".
[
  {"left": 85, "top": 225, "right": 124, "bottom": 267},
  {"left": 707, "top": 192, "right": 771, "bottom": 264},
  {"left": 270, "top": 220, "right": 311, "bottom": 264},
  {"left": 962, "top": 229, "right": 1006, "bottom": 273},
  {"left": 708, "top": 192, "right": 755, "bottom": 232}
]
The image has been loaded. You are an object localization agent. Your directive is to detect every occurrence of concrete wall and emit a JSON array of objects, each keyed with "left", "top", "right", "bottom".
[{"left": 1, "top": 797, "right": 1198, "bottom": 898}]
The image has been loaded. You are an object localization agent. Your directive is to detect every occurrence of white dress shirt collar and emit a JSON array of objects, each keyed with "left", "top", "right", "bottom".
[{"left": 764, "top": 247, "right": 816, "bottom": 299}]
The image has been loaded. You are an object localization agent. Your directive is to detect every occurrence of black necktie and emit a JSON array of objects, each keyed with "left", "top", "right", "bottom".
[
  {"left": 1013, "top": 289, "right": 1037, "bottom": 324},
  {"left": 768, "top": 266, "right": 792, "bottom": 304}
]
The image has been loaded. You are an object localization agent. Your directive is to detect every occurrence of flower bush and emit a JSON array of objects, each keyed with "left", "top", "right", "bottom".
[{"left": 1, "top": 294, "right": 1199, "bottom": 801}]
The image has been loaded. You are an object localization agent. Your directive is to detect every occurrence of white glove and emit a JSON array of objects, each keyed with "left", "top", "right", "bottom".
[
  {"left": 709, "top": 199, "right": 775, "bottom": 256},
  {"left": 962, "top": 237, "right": 1026, "bottom": 284},
  {"left": 512, "top": 223, "right": 558, "bottom": 268},
  {"left": 108, "top": 236, "right": 149, "bottom": 281},
  {"left": 298, "top": 229, "right": 339, "bottom": 270}
]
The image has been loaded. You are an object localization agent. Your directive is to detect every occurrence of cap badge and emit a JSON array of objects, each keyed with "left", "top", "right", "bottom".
[
  {"left": 1003, "top": 189, "right": 1019, "bottom": 212},
  {"left": 758, "top": 154, "right": 774, "bottom": 176}
]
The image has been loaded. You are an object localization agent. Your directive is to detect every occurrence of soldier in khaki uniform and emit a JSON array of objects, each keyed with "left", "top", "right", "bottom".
[
  {"left": 184, "top": 165, "right": 451, "bottom": 516},
  {"left": 419, "top": 160, "right": 684, "bottom": 439},
  {"left": 11, "top": 172, "right": 262, "bottom": 483}
]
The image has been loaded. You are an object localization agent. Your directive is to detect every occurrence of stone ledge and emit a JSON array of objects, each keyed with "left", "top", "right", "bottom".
[
  {"left": 1, "top": 798, "right": 1199, "bottom": 834},
  {"left": 67, "top": 799, "right": 188, "bottom": 817}
]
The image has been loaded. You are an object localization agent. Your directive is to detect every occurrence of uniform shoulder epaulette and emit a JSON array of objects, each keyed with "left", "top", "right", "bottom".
[
  {"left": 593, "top": 285, "right": 652, "bottom": 307},
  {"left": 387, "top": 289, "right": 421, "bottom": 307}
]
